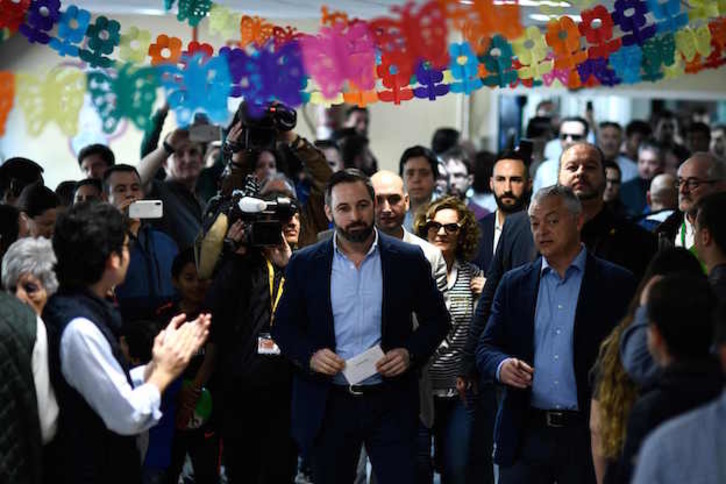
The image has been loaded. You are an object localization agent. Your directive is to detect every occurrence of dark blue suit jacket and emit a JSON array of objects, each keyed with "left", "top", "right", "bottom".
[
  {"left": 476, "top": 253, "right": 635, "bottom": 466},
  {"left": 271, "top": 232, "right": 451, "bottom": 448},
  {"left": 474, "top": 212, "right": 497, "bottom": 274}
]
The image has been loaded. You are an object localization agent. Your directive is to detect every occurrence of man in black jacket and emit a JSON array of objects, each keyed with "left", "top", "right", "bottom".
[
  {"left": 613, "top": 274, "right": 722, "bottom": 483},
  {"left": 462, "top": 143, "right": 656, "bottom": 380}
]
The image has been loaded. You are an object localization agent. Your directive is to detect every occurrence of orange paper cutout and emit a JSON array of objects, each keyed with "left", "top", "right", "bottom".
[
  {"left": 148, "top": 34, "right": 183, "bottom": 65},
  {"left": 0, "top": 71, "right": 14, "bottom": 136},
  {"left": 239, "top": 15, "right": 275, "bottom": 48},
  {"left": 546, "top": 17, "right": 587, "bottom": 70}
]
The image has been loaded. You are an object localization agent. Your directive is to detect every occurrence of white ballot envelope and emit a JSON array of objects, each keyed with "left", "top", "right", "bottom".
[{"left": 342, "top": 345, "right": 385, "bottom": 385}]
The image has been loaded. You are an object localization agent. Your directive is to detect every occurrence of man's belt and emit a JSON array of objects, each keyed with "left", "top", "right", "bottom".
[{"left": 529, "top": 409, "right": 585, "bottom": 428}]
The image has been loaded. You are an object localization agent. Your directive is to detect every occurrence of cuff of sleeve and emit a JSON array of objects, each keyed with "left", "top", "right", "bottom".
[
  {"left": 130, "top": 365, "right": 147, "bottom": 388},
  {"left": 135, "top": 383, "right": 163, "bottom": 422},
  {"left": 496, "top": 358, "right": 508, "bottom": 382}
]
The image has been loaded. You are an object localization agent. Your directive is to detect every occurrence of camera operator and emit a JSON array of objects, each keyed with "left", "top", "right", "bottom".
[
  {"left": 204, "top": 187, "right": 300, "bottom": 484},
  {"left": 220, "top": 102, "right": 332, "bottom": 248}
]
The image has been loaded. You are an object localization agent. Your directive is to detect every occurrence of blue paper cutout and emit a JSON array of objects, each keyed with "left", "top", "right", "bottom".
[
  {"left": 448, "top": 42, "right": 482, "bottom": 95},
  {"left": 609, "top": 44, "right": 643, "bottom": 83},
  {"left": 49, "top": 5, "right": 91, "bottom": 57},
  {"left": 647, "top": 0, "right": 689, "bottom": 35}
]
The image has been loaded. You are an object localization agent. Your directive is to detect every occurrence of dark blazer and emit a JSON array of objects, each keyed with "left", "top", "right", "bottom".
[
  {"left": 476, "top": 253, "right": 635, "bottom": 466},
  {"left": 271, "top": 232, "right": 451, "bottom": 448},
  {"left": 474, "top": 211, "right": 497, "bottom": 273}
]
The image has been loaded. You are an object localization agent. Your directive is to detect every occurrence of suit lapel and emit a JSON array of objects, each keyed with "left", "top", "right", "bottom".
[
  {"left": 317, "top": 240, "right": 336, "bottom": 347},
  {"left": 378, "top": 234, "right": 395, "bottom": 343}
]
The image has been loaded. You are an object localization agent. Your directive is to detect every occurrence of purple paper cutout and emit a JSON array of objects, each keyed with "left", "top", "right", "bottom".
[
  {"left": 413, "top": 61, "right": 449, "bottom": 101},
  {"left": 19, "top": 0, "right": 61, "bottom": 45},
  {"left": 612, "top": 0, "right": 657, "bottom": 46}
]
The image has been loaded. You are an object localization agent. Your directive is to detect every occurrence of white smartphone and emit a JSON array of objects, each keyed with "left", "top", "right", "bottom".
[
  {"left": 129, "top": 200, "right": 163, "bottom": 219},
  {"left": 189, "top": 124, "right": 221, "bottom": 143}
]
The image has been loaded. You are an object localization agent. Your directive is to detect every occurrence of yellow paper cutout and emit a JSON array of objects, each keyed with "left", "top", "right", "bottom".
[
  {"left": 512, "top": 26, "right": 553, "bottom": 79},
  {"left": 16, "top": 68, "right": 85, "bottom": 137},
  {"left": 309, "top": 91, "right": 345, "bottom": 107},
  {"left": 119, "top": 26, "right": 152, "bottom": 64},
  {"left": 675, "top": 26, "right": 712, "bottom": 63},
  {"left": 663, "top": 57, "right": 685, "bottom": 79},
  {"left": 688, "top": 0, "right": 721, "bottom": 21},
  {"left": 208, "top": 4, "right": 239, "bottom": 39}
]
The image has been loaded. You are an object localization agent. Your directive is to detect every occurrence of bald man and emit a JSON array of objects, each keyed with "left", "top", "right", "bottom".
[
  {"left": 655, "top": 152, "right": 726, "bottom": 249},
  {"left": 638, "top": 174, "right": 677, "bottom": 232}
]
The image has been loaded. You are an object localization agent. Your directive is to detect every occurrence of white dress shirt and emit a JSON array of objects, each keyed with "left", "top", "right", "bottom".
[
  {"left": 60, "top": 318, "right": 162, "bottom": 436},
  {"left": 33, "top": 316, "right": 58, "bottom": 444}
]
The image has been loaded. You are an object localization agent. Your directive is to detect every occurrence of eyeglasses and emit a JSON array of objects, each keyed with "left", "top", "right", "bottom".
[
  {"left": 560, "top": 133, "right": 585, "bottom": 141},
  {"left": 674, "top": 178, "right": 719, "bottom": 191},
  {"left": 425, "top": 221, "right": 462, "bottom": 235},
  {"left": 10, "top": 282, "right": 40, "bottom": 295}
]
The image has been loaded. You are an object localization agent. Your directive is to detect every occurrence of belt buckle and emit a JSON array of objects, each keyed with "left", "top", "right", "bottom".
[
  {"left": 545, "top": 411, "right": 565, "bottom": 428},
  {"left": 348, "top": 385, "right": 364, "bottom": 396}
]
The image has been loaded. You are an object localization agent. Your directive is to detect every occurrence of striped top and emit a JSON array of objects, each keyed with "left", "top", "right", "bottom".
[{"left": 430, "top": 260, "right": 483, "bottom": 393}]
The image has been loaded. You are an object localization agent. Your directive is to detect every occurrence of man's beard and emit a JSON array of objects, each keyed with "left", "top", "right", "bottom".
[
  {"left": 495, "top": 191, "right": 527, "bottom": 214},
  {"left": 336, "top": 220, "right": 375, "bottom": 243}
]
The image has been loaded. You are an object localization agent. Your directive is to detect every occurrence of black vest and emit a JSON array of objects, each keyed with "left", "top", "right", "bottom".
[{"left": 43, "top": 288, "right": 142, "bottom": 484}]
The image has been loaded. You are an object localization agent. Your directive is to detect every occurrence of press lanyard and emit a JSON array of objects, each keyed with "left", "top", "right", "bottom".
[
  {"left": 266, "top": 258, "right": 284, "bottom": 326},
  {"left": 681, "top": 220, "right": 687, "bottom": 247}
]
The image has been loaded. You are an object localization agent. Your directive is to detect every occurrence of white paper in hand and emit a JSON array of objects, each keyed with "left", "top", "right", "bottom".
[{"left": 342, "top": 344, "right": 385, "bottom": 385}]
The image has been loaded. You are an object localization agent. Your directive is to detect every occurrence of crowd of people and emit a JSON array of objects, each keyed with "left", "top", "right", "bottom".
[{"left": 1, "top": 100, "right": 726, "bottom": 484}]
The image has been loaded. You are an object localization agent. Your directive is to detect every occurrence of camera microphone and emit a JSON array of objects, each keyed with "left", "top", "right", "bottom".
[{"left": 237, "top": 197, "right": 268, "bottom": 214}]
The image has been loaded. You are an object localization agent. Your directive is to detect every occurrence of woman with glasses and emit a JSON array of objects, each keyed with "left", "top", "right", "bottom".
[
  {"left": 414, "top": 196, "right": 484, "bottom": 483},
  {"left": 2, "top": 237, "right": 58, "bottom": 315}
]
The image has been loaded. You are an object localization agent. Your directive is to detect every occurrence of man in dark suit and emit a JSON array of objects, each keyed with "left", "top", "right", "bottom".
[
  {"left": 461, "top": 143, "right": 656, "bottom": 381},
  {"left": 474, "top": 152, "right": 531, "bottom": 274},
  {"left": 476, "top": 186, "right": 635, "bottom": 483},
  {"left": 271, "top": 169, "right": 450, "bottom": 484}
]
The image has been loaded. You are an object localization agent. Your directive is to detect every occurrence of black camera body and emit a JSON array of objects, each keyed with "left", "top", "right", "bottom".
[
  {"left": 237, "top": 102, "right": 297, "bottom": 152},
  {"left": 227, "top": 176, "right": 298, "bottom": 247}
]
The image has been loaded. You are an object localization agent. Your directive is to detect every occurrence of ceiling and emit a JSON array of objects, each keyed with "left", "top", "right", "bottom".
[{"left": 70, "top": 0, "right": 593, "bottom": 24}]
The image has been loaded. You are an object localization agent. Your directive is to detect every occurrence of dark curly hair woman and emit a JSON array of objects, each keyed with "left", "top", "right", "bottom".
[{"left": 413, "top": 195, "right": 484, "bottom": 482}]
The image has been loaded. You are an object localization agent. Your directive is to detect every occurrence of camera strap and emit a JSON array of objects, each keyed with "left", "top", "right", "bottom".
[{"left": 266, "top": 258, "right": 285, "bottom": 326}]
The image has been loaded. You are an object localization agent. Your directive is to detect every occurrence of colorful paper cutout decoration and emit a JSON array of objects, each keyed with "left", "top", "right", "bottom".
[
  {"left": 687, "top": 0, "right": 722, "bottom": 21},
  {"left": 300, "top": 22, "right": 376, "bottom": 99},
  {"left": 87, "top": 64, "right": 159, "bottom": 133},
  {"left": 512, "top": 26, "right": 553, "bottom": 80},
  {"left": 119, "top": 26, "right": 152, "bottom": 64},
  {"left": 369, "top": 0, "right": 449, "bottom": 73},
  {"left": 149, "top": 34, "right": 183, "bottom": 65},
  {"left": 162, "top": 54, "right": 231, "bottom": 127},
  {"left": 579, "top": 56, "right": 620, "bottom": 86},
  {"left": 0, "top": 71, "right": 14, "bottom": 136},
  {"left": 16, "top": 68, "right": 85, "bottom": 136},
  {"left": 684, "top": 55, "right": 704, "bottom": 74},
  {"left": 376, "top": 51, "right": 415, "bottom": 104},
  {"left": 479, "top": 34, "right": 518, "bottom": 87},
  {"left": 542, "top": 66, "right": 574, "bottom": 87},
  {"left": 675, "top": 26, "right": 712, "bottom": 63},
  {"left": 177, "top": 0, "right": 211, "bottom": 27},
  {"left": 163, "top": 0, "right": 175, "bottom": 11},
  {"left": 49, "top": 4, "right": 91, "bottom": 57},
  {"left": 239, "top": 15, "right": 274, "bottom": 48},
  {"left": 19, "top": 0, "right": 61, "bottom": 44},
  {"left": 413, "top": 61, "right": 450, "bottom": 100},
  {"left": 611, "top": 0, "right": 656, "bottom": 47},
  {"left": 79, "top": 15, "right": 120, "bottom": 68},
  {"left": 609, "top": 44, "right": 643, "bottom": 83},
  {"left": 0, "top": 0, "right": 31, "bottom": 32},
  {"left": 663, "top": 56, "right": 685, "bottom": 78},
  {"left": 272, "top": 25, "right": 300, "bottom": 49},
  {"left": 711, "top": 18, "right": 726, "bottom": 50},
  {"left": 448, "top": 42, "right": 482, "bottom": 94},
  {"left": 641, "top": 33, "right": 676, "bottom": 81},
  {"left": 321, "top": 5, "right": 349, "bottom": 27},
  {"left": 184, "top": 41, "right": 214, "bottom": 60},
  {"left": 218, "top": 46, "right": 246, "bottom": 98},
  {"left": 469, "top": 0, "right": 523, "bottom": 40},
  {"left": 647, "top": 0, "right": 688, "bottom": 35},
  {"left": 309, "top": 91, "right": 345, "bottom": 107},
  {"left": 208, "top": 4, "right": 239, "bottom": 39},
  {"left": 545, "top": 17, "right": 587, "bottom": 70},
  {"left": 579, "top": 4, "right": 622, "bottom": 59},
  {"left": 575, "top": 58, "right": 601, "bottom": 87},
  {"left": 343, "top": 82, "right": 379, "bottom": 107},
  {"left": 703, "top": 38, "right": 726, "bottom": 70}
]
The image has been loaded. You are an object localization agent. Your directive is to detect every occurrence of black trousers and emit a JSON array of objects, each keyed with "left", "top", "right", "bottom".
[
  {"left": 167, "top": 423, "right": 220, "bottom": 484},
  {"left": 221, "top": 384, "right": 298, "bottom": 484},
  {"left": 311, "top": 385, "right": 418, "bottom": 484},
  {"left": 498, "top": 418, "right": 596, "bottom": 484}
]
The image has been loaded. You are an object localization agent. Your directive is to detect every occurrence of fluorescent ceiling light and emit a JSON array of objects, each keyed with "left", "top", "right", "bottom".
[{"left": 529, "top": 13, "right": 582, "bottom": 21}]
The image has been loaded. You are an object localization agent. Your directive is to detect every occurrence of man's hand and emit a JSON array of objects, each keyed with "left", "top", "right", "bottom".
[
  {"left": 376, "top": 348, "right": 410, "bottom": 377},
  {"left": 165, "top": 128, "right": 190, "bottom": 154},
  {"left": 263, "top": 235, "right": 292, "bottom": 268},
  {"left": 226, "top": 220, "right": 248, "bottom": 255},
  {"left": 147, "top": 313, "right": 211, "bottom": 392},
  {"left": 471, "top": 276, "right": 485, "bottom": 295},
  {"left": 310, "top": 349, "right": 345, "bottom": 376},
  {"left": 499, "top": 358, "right": 534, "bottom": 389}
]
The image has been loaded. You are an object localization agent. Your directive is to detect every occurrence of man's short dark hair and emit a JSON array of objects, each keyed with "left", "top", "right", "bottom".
[
  {"left": 73, "top": 178, "right": 102, "bottom": 198},
  {"left": 0, "top": 157, "right": 44, "bottom": 200},
  {"left": 314, "top": 139, "right": 341, "bottom": 153},
  {"left": 325, "top": 168, "right": 375, "bottom": 207},
  {"left": 696, "top": 192, "right": 726, "bottom": 255},
  {"left": 560, "top": 116, "right": 590, "bottom": 137},
  {"left": 647, "top": 274, "right": 716, "bottom": 360},
  {"left": 431, "top": 128, "right": 460, "bottom": 155},
  {"left": 625, "top": 120, "right": 653, "bottom": 139},
  {"left": 102, "top": 164, "right": 141, "bottom": 193},
  {"left": 0, "top": 205, "right": 20, "bottom": 261},
  {"left": 55, "top": 180, "right": 77, "bottom": 208},
  {"left": 78, "top": 144, "right": 115, "bottom": 168},
  {"left": 399, "top": 145, "right": 439, "bottom": 178},
  {"left": 604, "top": 160, "right": 622, "bottom": 178},
  {"left": 599, "top": 121, "right": 622, "bottom": 132},
  {"left": 339, "top": 134, "right": 369, "bottom": 168},
  {"left": 441, "top": 147, "right": 473, "bottom": 174},
  {"left": 688, "top": 121, "right": 712, "bottom": 141},
  {"left": 17, "top": 182, "right": 60, "bottom": 218},
  {"left": 53, "top": 202, "right": 127, "bottom": 288},
  {"left": 525, "top": 116, "right": 554, "bottom": 139},
  {"left": 473, "top": 151, "right": 497, "bottom": 193}
]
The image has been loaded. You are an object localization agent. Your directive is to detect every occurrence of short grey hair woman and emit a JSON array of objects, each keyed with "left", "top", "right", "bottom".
[{"left": 2, "top": 237, "right": 58, "bottom": 315}]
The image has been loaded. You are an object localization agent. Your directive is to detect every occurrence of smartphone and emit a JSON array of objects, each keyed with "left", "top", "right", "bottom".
[
  {"left": 129, "top": 200, "right": 163, "bottom": 219},
  {"left": 190, "top": 124, "right": 221, "bottom": 143}
]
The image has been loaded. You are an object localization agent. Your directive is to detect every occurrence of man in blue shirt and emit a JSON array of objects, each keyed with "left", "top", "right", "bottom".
[
  {"left": 272, "top": 169, "right": 450, "bottom": 484},
  {"left": 476, "top": 185, "right": 635, "bottom": 484}
]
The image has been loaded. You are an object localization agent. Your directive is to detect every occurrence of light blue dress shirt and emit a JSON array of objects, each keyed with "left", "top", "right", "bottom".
[
  {"left": 331, "top": 230, "right": 383, "bottom": 385},
  {"left": 530, "top": 247, "right": 587, "bottom": 410}
]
